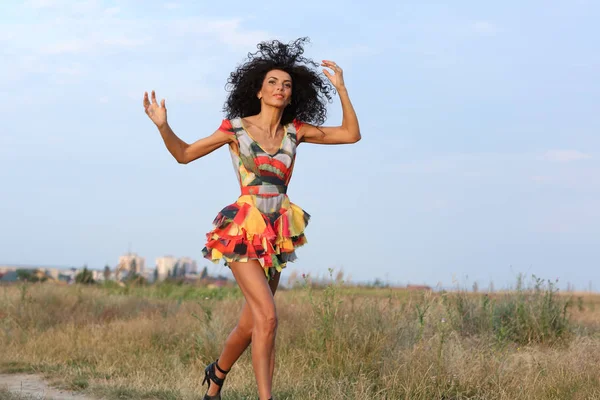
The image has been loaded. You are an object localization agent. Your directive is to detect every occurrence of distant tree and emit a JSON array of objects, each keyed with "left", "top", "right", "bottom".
[
  {"left": 153, "top": 268, "right": 158, "bottom": 283},
  {"left": 130, "top": 258, "right": 137, "bottom": 274},
  {"left": 200, "top": 266, "right": 208, "bottom": 279},
  {"left": 75, "top": 267, "right": 95, "bottom": 285},
  {"left": 16, "top": 270, "right": 31, "bottom": 281},
  {"left": 17, "top": 269, "right": 46, "bottom": 282},
  {"left": 372, "top": 278, "right": 386, "bottom": 288},
  {"left": 103, "top": 265, "right": 111, "bottom": 281},
  {"left": 125, "top": 271, "right": 147, "bottom": 286},
  {"left": 173, "top": 264, "right": 179, "bottom": 278}
]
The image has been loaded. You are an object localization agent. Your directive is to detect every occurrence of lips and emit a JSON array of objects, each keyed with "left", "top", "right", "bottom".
[{"left": 273, "top": 94, "right": 283, "bottom": 99}]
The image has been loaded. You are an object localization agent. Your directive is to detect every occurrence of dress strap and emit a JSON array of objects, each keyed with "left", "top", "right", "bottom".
[
  {"left": 286, "top": 119, "right": 301, "bottom": 145},
  {"left": 229, "top": 117, "right": 243, "bottom": 130}
]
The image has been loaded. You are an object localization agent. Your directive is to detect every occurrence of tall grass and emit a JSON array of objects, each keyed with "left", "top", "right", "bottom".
[
  {"left": 443, "top": 274, "right": 572, "bottom": 344},
  {"left": 0, "top": 388, "right": 38, "bottom": 400},
  {"left": 1, "top": 275, "right": 599, "bottom": 399}
]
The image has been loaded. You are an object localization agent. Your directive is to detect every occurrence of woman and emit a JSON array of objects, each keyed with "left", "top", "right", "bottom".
[{"left": 143, "top": 37, "right": 360, "bottom": 400}]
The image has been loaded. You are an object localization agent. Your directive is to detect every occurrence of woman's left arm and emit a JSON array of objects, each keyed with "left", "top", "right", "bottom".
[{"left": 299, "top": 60, "right": 361, "bottom": 145}]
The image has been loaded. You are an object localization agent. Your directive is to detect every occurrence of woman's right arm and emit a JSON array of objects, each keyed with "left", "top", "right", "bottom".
[
  {"left": 158, "top": 123, "right": 233, "bottom": 164},
  {"left": 144, "top": 90, "right": 233, "bottom": 164}
]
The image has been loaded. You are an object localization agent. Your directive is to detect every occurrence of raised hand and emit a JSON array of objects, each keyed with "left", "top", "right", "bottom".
[
  {"left": 143, "top": 90, "right": 167, "bottom": 128},
  {"left": 321, "top": 60, "right": 345, "bottom": 90}
]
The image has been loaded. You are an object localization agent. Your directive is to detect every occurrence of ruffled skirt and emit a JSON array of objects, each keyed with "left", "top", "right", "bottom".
[{"left": 202, "top": 194, "right": 310, "bottom": 279}]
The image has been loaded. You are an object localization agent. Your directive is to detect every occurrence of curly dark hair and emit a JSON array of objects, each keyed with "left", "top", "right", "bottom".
[{"left": 223, "top": 37, "right": 334, "bottom": 126}]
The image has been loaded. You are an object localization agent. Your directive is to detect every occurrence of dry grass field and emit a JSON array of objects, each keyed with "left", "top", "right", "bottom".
[{"left": 1, "top": 274, "right": 599, "bottom": 399}]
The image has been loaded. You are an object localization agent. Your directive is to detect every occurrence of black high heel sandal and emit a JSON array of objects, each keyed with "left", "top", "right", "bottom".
[{"left": 202, "top": 359, "right": 230, "bottom": 400}]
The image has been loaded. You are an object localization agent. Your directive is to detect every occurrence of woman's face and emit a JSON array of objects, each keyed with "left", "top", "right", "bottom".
[{"left": 258, "top": 69, "right": 292, "bottom": 109}]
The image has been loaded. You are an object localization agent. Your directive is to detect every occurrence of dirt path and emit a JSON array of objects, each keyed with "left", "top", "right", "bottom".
[{"left": 0, "top": 374, "right": 98, "bottom": 400}]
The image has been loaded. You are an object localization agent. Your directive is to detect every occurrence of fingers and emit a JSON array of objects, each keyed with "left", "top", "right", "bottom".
[
  {"left": 321, "top": 60, "right": 343, "bottom": 73},
  {"left": 143, "top": 90, "right": 167, "bottom": 105},
  {"left": 143, "top": 92, "right": 151, "bottom": 115},
  {"left": 143, "top": 90, "right": 166, "bottom": 118},
  {"left": 321, "top": 60, "right": 343, "bottom": 85}
]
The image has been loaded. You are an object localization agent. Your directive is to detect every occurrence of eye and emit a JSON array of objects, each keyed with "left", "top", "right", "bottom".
[
  {"left": 285, "top": 83, "right": 292, "bottom": 88},
  {"left": 269, "top": 80, "right": 276, "bottom": 85}
]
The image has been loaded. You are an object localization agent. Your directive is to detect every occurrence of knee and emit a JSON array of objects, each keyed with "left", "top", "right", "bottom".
[
  {"left": 254, "top": 313, "right": 278, "bottom": 336},
  {"left": 236, "top": 321, "right": 253, "bottom": 338}
]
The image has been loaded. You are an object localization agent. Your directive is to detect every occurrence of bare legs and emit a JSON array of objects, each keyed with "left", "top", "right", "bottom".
[{"left": 205, "top": 261, "right": 280, "bottom": 400}]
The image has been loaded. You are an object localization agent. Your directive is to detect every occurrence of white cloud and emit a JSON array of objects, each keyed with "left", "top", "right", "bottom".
[
  {"left": 2, "top": 10, "right": 270, "bottom": 105},
  {"left": 24, "top": 15, "right": 265, "bottom": 57},
  {"left": 42, "top": 37, "right": 146, "bottom": 55},
  {"left": 171, "top": 17, "right": 268, "bottom": 49},
  {"left": 543, "top": 150, "right": 592, "bottom": 163}
]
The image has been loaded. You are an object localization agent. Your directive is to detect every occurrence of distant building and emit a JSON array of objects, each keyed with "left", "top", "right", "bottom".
[
  {"left": 0, "top": 266, "right": 17, "bottom": 275},
  {"left": 117, "top": 253, "right": 145, "bottom": 276},
  {"left": 0, "top": 265, "right": 108, "bottom": 284},
  {"left": 174, "top": 257, "right": 198, "bottom": 277},
  {"left": 0, "top": 271, "right": 18, "bottom": 282},
  {"left": 62, "top": 268, "right": 78, "bottom": 283},
  {"left": 46, "top": 268, "right": 59, "bottom": 280},
  {"left": 155, "top": 256, "right": 177, "bottom": 281},
  {"left": 92, "top": 270, "right": 104, "bottom": 281},
  {"left": 154, "top": 256, "right": 199, "bottom": 279},
  {"left": 58, "top": 272, "right": 72, "bottom": 283}
]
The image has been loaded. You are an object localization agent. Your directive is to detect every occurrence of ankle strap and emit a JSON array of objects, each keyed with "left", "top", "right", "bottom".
[{"left": 215, "top": 359, "right": 230, "bottom": 374}]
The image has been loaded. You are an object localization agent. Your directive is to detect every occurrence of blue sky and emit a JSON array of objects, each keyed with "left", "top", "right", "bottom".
[{"left": 1, "top": 0, "right": 599, "bottom": 290}]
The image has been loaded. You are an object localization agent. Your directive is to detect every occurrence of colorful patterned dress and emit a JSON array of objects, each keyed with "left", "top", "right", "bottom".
[{"left": 202, "top": 117, "right": 310, "bottom": 279}]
